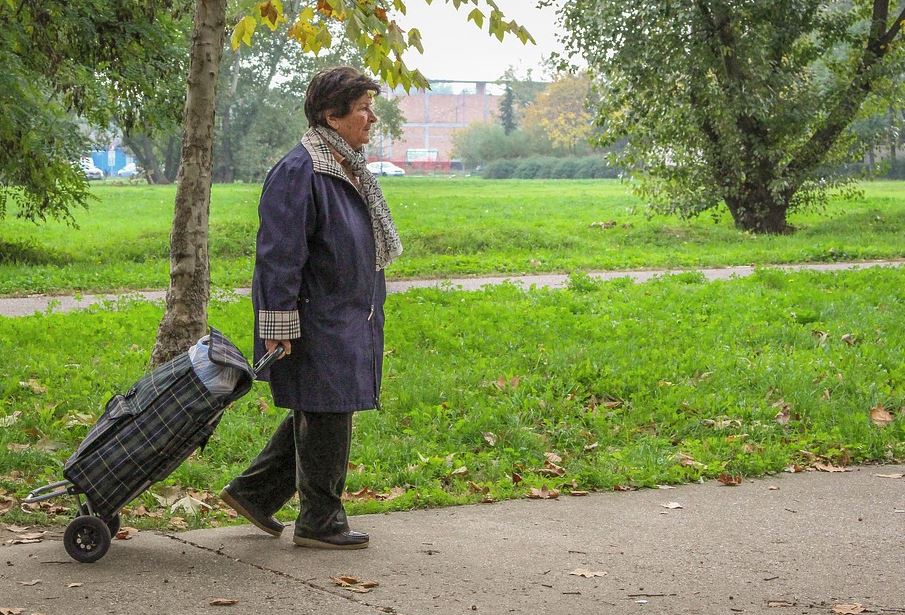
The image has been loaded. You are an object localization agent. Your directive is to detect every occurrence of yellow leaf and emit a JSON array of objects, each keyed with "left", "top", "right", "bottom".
[{"left": 230, "top": 15, "right": 257, "bottom": 51}]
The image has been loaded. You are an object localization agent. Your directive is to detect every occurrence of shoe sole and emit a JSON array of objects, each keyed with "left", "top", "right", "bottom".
[
  {"left": 293, "top": 536, "right": 369, "bottom": 550},
  {"left": 220, "top": 489, "right": 283, "bottom": 537}
]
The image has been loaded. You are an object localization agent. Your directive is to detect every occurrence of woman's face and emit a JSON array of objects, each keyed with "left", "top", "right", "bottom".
[{"left": 327, "top": 93, "right": 378, "bottom": 150}]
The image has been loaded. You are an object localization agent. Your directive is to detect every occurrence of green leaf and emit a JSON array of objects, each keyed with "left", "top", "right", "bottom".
[
  {"left": 467, "top": 8, "right": 484, "bottom": 28},
  {"left": 407, "top": 27, "right": 424, "bottom": 53}
]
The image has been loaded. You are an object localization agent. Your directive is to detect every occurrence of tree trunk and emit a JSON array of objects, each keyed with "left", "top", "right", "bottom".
[
  {"left": 151, "top": 0, "right": 226, "bottom": 366},
  {"left": 725, "top": 191, "right": 790, "bottom": 234}
]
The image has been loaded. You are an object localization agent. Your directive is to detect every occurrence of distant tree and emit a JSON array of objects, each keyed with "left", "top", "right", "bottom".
[
  {"left": 499, "top": 84, "right": 517, "bottom": 134},
  {"left": 0, "top": 0, "right": 190, "bottom": 223},
  {"left": 368, "top": 95, "right": 406, "bottom": 160},
  {"left": 560, "top": 0, "right": 905, "bottom": 233},
  {"left": 452, "top": 123, "right": 549, "bottom": 167},
  {"left": 521, "top": 73, "right": 595, "bottom": 155}
]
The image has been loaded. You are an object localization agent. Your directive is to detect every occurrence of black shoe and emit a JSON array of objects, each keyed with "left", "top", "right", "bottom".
[
  {"left": 293, "top": 529, "right": 369, "bottom": 550},
  {"left": 219, "top": 486, "right": 284, "bottom": 537}
]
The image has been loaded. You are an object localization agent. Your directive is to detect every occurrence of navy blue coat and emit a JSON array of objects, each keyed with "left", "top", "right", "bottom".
[{"left": 252, "top": 132, "right": 386, "bottom": 413}]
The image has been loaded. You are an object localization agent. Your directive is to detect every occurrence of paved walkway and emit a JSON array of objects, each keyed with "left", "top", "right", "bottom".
[
  {"left": 2, "top": 260, "right": 903, "bottom": 318},
  {"left": 2, "top": 466, "right": 903, "bottom": 614}
]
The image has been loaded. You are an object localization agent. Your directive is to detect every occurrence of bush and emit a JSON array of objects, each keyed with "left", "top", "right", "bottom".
[{"left": 479, "top": 155, "right": 622, "bottom": 180}]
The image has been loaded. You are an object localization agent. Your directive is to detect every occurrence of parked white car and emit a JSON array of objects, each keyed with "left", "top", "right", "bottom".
[
  {"left": 80, "top": 158, "right": 104, "bottom": 180},
  {"left": 366, "top": 161, "right": 406, "bottom": 176},
  {"left": 116, "top": 162, "right": 140, "bottom": 178}
]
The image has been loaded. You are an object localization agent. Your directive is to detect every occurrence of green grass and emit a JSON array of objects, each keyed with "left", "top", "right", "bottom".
[
  {"left": 1, "top": 179, "right": 904, "bottom": 295},
  {"left": 1, "top": 267, "right": 902, "bottom": 530}
]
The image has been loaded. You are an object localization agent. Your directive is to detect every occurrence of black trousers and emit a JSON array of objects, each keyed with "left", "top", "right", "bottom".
[{"left": 228, "top": 409, "right": 352, "bottom": 537}]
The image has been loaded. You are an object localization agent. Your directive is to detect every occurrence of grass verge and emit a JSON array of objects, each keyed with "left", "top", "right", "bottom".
[
  {"left": 1, "top": 179, "right": 904, "bottom": 295},
  {"left": 1, "top": 267, "right": 903, "bottom": 530}
]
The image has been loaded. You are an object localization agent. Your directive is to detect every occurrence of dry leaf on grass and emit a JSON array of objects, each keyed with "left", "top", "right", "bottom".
[
  {"left": 568, "top": 569, "right": 607, "bottom": 578},
  {"left": 511, "top": 472, "right": 523, "bottom": 484},
  {"left": 832, "top": 604, "right": 866, "bottom": 614},
  {"left": 170, "top": 495, "right": 211, "bottom": 516},
  {"left": 537, "top": 461, "right": 566, "bottom": 477},
  {"left": 209, "top": 599, "right": 239, "bottom": 606},
  {"left": 814, "top": 463, "right": 848, "bottom": 473},
  {"left": 482, "top": 432, "right": 497, "bottom": 447},
  {"left": 717, "top": 473, "right": 742, "bottom": 486},
  {"left": 19, "top": 379, "right": 47, "bottom": 394},
  {"left": 784, "top": 464, "right": 805, "bottom": 473},
  {"left": 0, "top": 412, "right": 22, "bottom": 427},
  {"left": 528, "top": 486, "right": 559, "bottom": 500},
  {"left": 870, "top": 405, "right": 893, "bottom": 427},
  {"left": 676, "top": 452, "right": 704, "bottom": 468},
  {"left": 773, "top": 400, "right": 791, "bottom": 425}
]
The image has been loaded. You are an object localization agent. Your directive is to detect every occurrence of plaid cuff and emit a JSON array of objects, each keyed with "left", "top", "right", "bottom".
[{"left": 258, "top": 310, "right": 301, "bottom": 340}]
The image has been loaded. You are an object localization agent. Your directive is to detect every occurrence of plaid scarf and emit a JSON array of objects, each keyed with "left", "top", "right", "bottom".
[{"left": 312, "top": 126, "right": 403, "bottom": 271}]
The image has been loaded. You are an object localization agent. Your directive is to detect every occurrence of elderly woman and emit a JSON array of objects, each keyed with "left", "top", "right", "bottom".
[{"left": 219, "top": 66, "right": 402, "bottom": 550}]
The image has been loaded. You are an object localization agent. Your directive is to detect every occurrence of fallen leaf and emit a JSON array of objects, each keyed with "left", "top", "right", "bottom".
[
  {"left": 67, "top": 583, "right": 83, "bottom": 588},
  {"left": 613, "top": 485, "right": 637, "bottom": 492},
  {"left": 528, "top": 486, "right": 559, "bottom": 500},
  {"left": 0, "top": 411, "right": 22, "bottom": 427},
  {"left": 544, "top": 452, "right": 562, "bottom": 464},
  {"left": 676, "top": 452, "right": 704, "bottom": 468},
  {"left": 19, "top": 379, "right": 46, "bottom": 394},
  {"left": 169, "top": 517, "right": 187, "bottom": 529},
  {"left": 511, "top": 472, "right": 523, "bottom": 484},
  {"left": 814, "top": 463, "right": 848, "bottom": 473},
  {"left": 65, "top": 413, "right": 95, "bottom": 428},
  {"left": 0, "top": 496, "right": 16, "bottom": 515},
  {"left": 115, "top": 527, "right": 139, "bottom": 540},
  {"left": 468, "top": 481, "right": 489, "bottom": 495},
  {"left": 3, "top": 525, "right": 31, "bottom": 533},
  {"left": 450, "top": 466, "right": 468, "bottom": 477},
  {"left": 34, "top": 439, "right": 64, "bottom": 452},
  {"left": 152, "top": 486, "right": 183, "bottom": 507},
  {"left": 330, "top": 575, "right": 378, "bottom": 593},
  {"left": 6, "top": 444, "right": 29, "bottom": 453},
  {"left": 768, "top": 600, "right": 795, "bottom": 607},
  {"left": 583, "top": 442, "right": 599, "bottom": 451},
  {"left": 768, "top": 486, "right": 780, "bottom": 491},
  {"left": 661, "top": 502, "right": 683, "bottom": 509},
  {"left": 209, "top": 599, "right": 238, "bottom": 606},
  {"left": 773, "top": 400, "right": 791, "bottom": 425},
  {"left": 0, "top": 608, "right": 26, "bottom": 615},
  {"left": 832, "top": 604, "right": 866, "bottom": 614},
  {"left": 537, "top": 461, "right": 566, "bottom": 477},
  {"left": 569, "top": 490, "right": 589, "bottom": 496},
  {"left": 873, "top": 473, "right": 904, "bottom": 479},
  {"left": 360, "top": 580, "right": 379, "bottom": 589},
  {"left": 870, "top": 405, "right": 893, "bottom": 427},
  {"left": 840, "top": 333, "right": 857, "bottom": 346},
  {"left": 170, "top": 495, "right": 211, "bottom": 516},
  {"left": 16, "top": 580, "right": 41, "bottom": 586},
  {"left": 379, "top": 487, "right": 406, "bottom": 502},
  {"left": 717, "top": 473, "right": 742, "bottom": 486},
  {"left": 482, "top": 432, "right": 497, "bottom": 447},
  {"left": 783, "top": 464, "right": 804, "bottom": 473},
  {"left": 569, "top": 568, "right": 607, "bottom": 578},
  {"left": 656, "top": 485, "right": 676, "bottom": 490}
]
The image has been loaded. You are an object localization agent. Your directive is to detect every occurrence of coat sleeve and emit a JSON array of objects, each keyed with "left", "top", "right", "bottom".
[{"left": 254, "top": 157, "right": 317, "bottom": 340}]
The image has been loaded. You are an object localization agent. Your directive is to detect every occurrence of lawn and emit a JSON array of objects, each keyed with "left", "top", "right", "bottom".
[
  {"left": 0, "top": 178, "right": 903, "bottom": 296},
  {"left": 1, "top": 267, "right": 902, "bottom": 530}
]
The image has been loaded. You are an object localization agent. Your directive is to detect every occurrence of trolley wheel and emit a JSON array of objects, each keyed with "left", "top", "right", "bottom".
[
  {"left": 78, "top": 505, "right": 121, "bottom": 537},
  {"left": 64, "top": 515, "right": 111, "bottom": 563}
]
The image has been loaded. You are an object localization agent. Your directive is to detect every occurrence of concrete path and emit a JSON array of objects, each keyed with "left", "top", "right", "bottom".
[
  {"left": 2, "top": 466, "right": 903, "bottom": 614},
  {"left": 2, "top": 260, "right": 903, "bottom": 318}
]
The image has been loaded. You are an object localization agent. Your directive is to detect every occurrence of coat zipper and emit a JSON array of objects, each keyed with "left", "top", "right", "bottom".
[{"left": 368, "top": 270, "right": 380, "bottom": 410}]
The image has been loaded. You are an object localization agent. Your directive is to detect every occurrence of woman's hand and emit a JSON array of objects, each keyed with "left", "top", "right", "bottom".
[{"left": 265, "top": 339, "right": 292, "bottom": 358}]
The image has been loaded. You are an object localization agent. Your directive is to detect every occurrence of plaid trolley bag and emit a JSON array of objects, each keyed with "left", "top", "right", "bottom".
[{"left": 25, "top": 327, "right": 280, "bottom": 563}]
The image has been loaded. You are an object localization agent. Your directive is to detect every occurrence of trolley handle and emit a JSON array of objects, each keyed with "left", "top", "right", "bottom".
[{"left": 253, "top": 345, "right": 285, "bottom": 376}]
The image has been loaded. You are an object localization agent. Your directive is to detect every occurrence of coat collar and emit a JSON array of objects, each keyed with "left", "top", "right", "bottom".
[{"left": 301, "top": 129, "right": 359, "bottom": 191}]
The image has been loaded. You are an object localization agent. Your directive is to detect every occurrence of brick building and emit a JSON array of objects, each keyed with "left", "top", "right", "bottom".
[{"left": 370, "top": 80, "right": 502, "bottom": 172}]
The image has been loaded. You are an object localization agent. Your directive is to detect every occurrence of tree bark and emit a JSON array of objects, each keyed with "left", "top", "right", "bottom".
[
  {"left": 151, "top": 0, "right": 226, "bottom": 366},
  {"left": 123, "top": 134, "right": 170, "bottom": 185}
]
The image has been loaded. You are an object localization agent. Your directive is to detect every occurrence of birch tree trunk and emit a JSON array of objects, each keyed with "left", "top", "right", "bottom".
[{"left": 151, "top": 0, "right": 227, "bottom": 366}]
